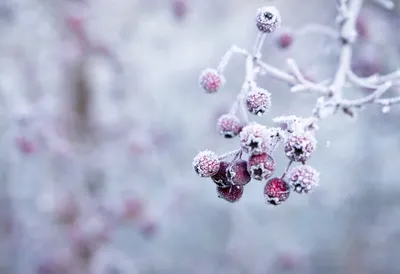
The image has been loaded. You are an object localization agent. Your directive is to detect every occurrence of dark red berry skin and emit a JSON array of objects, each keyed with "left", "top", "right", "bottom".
[
  {"left": 278, "top": 33, "right": 293, "bottom": 49},
  {"left": 264, "top": 178, "right": 290, "bottom": 206},
  {"left": 217, "top": 185, "right": 243, "bottom": 203},
  {"left": 227, "top": 160, "right": 251, "bottom": 186},
  {"left": 211, "top": 162, "right": 232, "bottom": 187}
]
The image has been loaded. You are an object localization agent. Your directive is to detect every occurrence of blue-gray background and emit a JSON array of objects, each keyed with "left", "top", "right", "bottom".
[{"left": 0, "top": 0, "right": 400, "bottom": 273}]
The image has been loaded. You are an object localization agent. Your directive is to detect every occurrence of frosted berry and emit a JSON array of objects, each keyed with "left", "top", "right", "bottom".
[
  {"left": 264, "top": 178, "right": 290, "bottom": 206},
  {"left": 284, "top": 132, "right": 316, "bottom": 163},
  {"left": 211, "top": 161, "right": 232, "bottom": 187},
  {"left": 248, "top": 153, "right": 276, "bottom": 180},
  {"left": 199, "top": 68, "right": 225, "bottom": 93},
  {"left": 287, "top": 165, "right": 319, "bottom": 194},
  {"left": 245, "top": 87, "right": 271, "bottom": 116},
  {"left": 227, "top": 159, "right": 251, "bottom": 186},
  {"left": 239, "top": 123, "right": 269, "bottom": 155},
  {"left": 278, "top": 32, "right": 294, "bottom": 49},
  {"left": 217, "top": 114, "right": 241, "bottom": 138},
  {"left": 193, "top": 150, "right": 220, "bottom": 177},
  {"left": 256, "top": 6, "right": 281, "bottom": 33},
  {"left": 217, "top": 185, "right": 243, "bottom": 203}
]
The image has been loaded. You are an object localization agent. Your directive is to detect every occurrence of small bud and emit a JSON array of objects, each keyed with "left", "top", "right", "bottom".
[
  {"left": 217, "top": 114, "right": 242, "bottom": 138},
  {"left": 199, "top": 68, "right": 225, "bottom": 93},
  {"left": 256, "top": 6, "right": 281, "bottom": 33},
  {"left": 264, "top": 178, "right": 290, "bottom": 205},
  {"left": 193, "top": 150, "right": 220, "bottom": 177}
]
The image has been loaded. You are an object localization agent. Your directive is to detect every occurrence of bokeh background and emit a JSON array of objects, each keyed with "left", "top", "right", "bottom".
[{"left": 1, "top": 0, "right": 400, "bottom": 273}]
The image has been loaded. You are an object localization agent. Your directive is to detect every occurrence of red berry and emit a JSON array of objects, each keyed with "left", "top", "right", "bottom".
[
  {"left": 211, "top": 161, "right": 232, "bottom": 187},
  {"left": 264, "top": 178, "right": 290, "bottom": 205},
  {"left": 172, "top": 0, "right": 187, "bottom": 20},
  {"left": 287, "top": 165, "right": 319, "bottom": 194},
  {"left": 248, "top": 153, "right": 276, "bottom": 180},
  {"left": 16, "top": 136, "right": 36, "bottom": 154},
  {"left": 284, "top": 132, "right": 316, "bottom": 163},
  {"left": 245, "top": 87, "right": 271, "bottom": 116},
  {"left": 217, "top": 185, "right": 244, "bottom": 203},
  {"left": 239, "top": 123, "right": 269, "bottom": 155},
  {"left": 256, "top": 6, "right": 281, "bottom": 33},
  {"left": 123, "top": 198, "right": 144, "bottom": 220},
  {"left": 199, "top": 68, "right": 225, "bottom": 93},
  {"left": 193, "top": 150, "right": 220, "bottom": 177},
  {"left": 227, "top": 159, "right": 251, "bottom": 186},
  {"left": 217, "top": 114, "right": 242, "bottom": 138},
  {"left": 140, "top": 220, "right": 158, "bottom": 238},
  {"left": 278, "top": 33, "right": 293, "bottom": 49},
  {"left": 356, "top": 15, "right": 368, "bottom": 39}
]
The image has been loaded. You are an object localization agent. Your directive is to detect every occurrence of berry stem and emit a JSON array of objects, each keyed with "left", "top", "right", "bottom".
[
  {"left": 252, "top": 33, "right": 266, "bottom": 58},
  {"left": 281, "top": 160, "right": 293, "bottom": 179},
  {"left": 295, "top": 24, "right": 338, "bottom": 39},
  {"left": 217, "top": 45, "right": 246, "bottom": 74},
  {"left": 218, "top": 149, "right": 242, "bottom": 160}
]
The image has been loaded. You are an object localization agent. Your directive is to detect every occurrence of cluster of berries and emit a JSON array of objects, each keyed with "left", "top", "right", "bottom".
[
  {"left": 193, "top": 6, "right": 320, "bottom": 205},
  {"left": 193, "top": 121, "right": 320, "bottom": 205}
]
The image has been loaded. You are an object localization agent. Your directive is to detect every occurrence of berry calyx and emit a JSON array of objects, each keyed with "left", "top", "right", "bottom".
[
  {"left": 284, "top": 132, "right": 316, "bottom": 163},
  {"left": 239, "top": 123, "right": 269, "bottom": 155},
  {"left": 248, "top": 153, "right": 276, "bottom": 180}
]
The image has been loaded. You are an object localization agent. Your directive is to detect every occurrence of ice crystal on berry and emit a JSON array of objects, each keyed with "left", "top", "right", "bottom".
[
  {"left": 287, "top": 165, "right": 319, "bottom": 194},
  {"left": 284, "top": 132, "right": 316, "bottom": 163},
  {"left": 199, "top": 68, "right": 225, "bottom": 93},
  {"left": 211, "top": 161, "right": 232, "bottom": 187},
  {"left": 248, "top": 153, "right": 276, "bottom": 180},
  {"left": 217, "top": 185, "right": 244, "bottom": 203},
  {"left": 264, "top": 178, "right": 290, "bottom": 205},
  {"left": 256, "top": 6, "right": 281, "bottom": 33},
  {"left": 227, "top": 159, "right": 251, "bottom": 186},
  {"left": 265, "top": 127, "right": 286, "bottom": 153},
  {"left": 239, "top": 123, "right": 269, "bottom": 155},
  {"left": 245, "top": 87, "right": 271, "bottom": 116},
  {"left": 193, "top": 150, "right": 220, "bottom": 177},
  {"left": 217, "top": 114, "right": 242, "bottom": 138}
]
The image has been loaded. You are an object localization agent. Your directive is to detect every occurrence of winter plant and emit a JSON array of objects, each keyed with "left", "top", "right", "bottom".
[{"left": 193, "top": 0, "right": 400, "bottom": 205}]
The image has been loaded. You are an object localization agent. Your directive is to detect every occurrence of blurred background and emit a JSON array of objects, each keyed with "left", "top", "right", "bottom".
[{"left": 0, "top": 0, "right": 400, "bottom": 273}]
